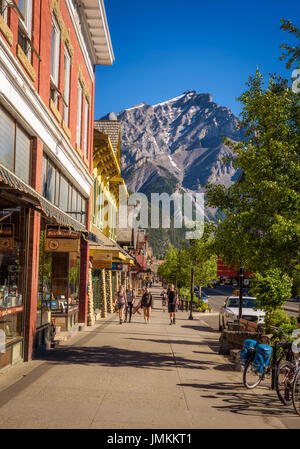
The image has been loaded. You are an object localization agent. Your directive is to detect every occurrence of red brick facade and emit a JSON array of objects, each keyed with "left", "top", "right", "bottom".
[{"left": 0, "top": 0, "right": 103, "bottom": 361}]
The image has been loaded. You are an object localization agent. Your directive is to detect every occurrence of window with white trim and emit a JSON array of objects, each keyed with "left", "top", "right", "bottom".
[
  {"left": 83, "top": 97, "right": 89, "bottom": 158},
  {"left": 18, "top": 0, "right": 32, "bottom": 59},
  {"left": 50, "top": 15, "right": 60, "bottom": 107},
  {"left": 63, "top": 47, "right": 71, "bottom": 125},
  {"left": 0, "top": 0, "right": 8, "bottom": 22},
  {"left": 76, "top": 81, "right": 83, "bottom": 147}
]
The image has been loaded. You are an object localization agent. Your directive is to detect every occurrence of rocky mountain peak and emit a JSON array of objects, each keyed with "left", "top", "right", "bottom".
[{"left": 99, "top": 91, "right": 242, "bottom": 219}]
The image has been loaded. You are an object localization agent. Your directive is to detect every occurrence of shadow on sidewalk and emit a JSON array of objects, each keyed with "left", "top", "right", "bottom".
[
  {"left": 36, "top": 345, "right": 216, "bottom": 371},
  {"left": 126, "top": 337, "right": 220, "bottom": 354},
  {"left": 178, "top": 381, "right": 296, "bottom": 418}
]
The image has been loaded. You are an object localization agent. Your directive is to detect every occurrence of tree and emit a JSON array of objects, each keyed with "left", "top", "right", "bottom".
[
  {"left": 157, "top": 244, "right": 179, "bottom": 284},
  {"left": 206, "top": 63, "right": 300, "bottom": 275},
  {"left": 158, "top": 224, "right": 217, "bottom": 294}
]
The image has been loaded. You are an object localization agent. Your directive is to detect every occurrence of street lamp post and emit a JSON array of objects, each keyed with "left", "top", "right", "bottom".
[
  {"left": 189, "top": 267, "right": 194, "bottom": 320},
  {"left": 239, "top": 267, "right": 244, "bottom": 320}
]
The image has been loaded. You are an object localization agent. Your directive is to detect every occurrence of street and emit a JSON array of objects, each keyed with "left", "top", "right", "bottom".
[
  {"left": 0, "top": 285, "right": 300, "bottom": 429},
  {"left": 202, "top": 286, "right": 300, "bottom": 318}
]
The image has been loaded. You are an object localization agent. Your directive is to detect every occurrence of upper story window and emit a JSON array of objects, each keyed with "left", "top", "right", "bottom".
[
  {"left": 83, "top": 97, "right": 89, "bottom": 158},
  {"left": 76, "top": 81, "right": 83, "bottom": 147},
  {"left": 42, "top": 154, "right": 87, "bottom": 225},
  {"left": 0, "top": 105, "right": 31, "bottom": 184},
  {"left": 63, "top": 47, "right": 71, "bottom": 125},
  {"left": 18, "top": 0, "right": 32, "bottom": 59},
  {"left": 0, "top": 0, "right": 8, "bottom": 22},
  {"left": 50, "top": 15, "right": 60, "bottom": 107}
]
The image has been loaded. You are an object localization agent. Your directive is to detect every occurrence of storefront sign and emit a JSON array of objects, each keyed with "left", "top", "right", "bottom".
[
  {"left": 0, "top": 305, "right": 23, "bottom": 318},
  {"left": 107, "top": 262, "right": 123, "bottom": 271},
  {"left": 0, "top": 224, "right": 14, "bottom": 250},
  {"left": 45, "top": 225, "right": 80, "bottom": 252},
  {"left": 92, "top": 252, "right": 112, "bottom": 269}
]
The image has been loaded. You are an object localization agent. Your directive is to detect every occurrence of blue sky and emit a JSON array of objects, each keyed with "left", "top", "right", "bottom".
[{"left": 94, "top": 0, "right": 299, "bottom": 119}]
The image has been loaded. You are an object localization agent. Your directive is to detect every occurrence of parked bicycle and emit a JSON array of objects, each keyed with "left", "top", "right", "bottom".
[{"left": 240, "top": 327, "right": 300, "bottom": 406}]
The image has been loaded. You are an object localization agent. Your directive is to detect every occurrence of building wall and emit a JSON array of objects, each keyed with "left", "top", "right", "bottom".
[{"left": 0, "top": 0, "right": 99, "bottom": 360}]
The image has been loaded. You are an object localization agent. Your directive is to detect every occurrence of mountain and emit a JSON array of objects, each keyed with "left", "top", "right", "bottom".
[{"left": 99, "top": 90, "right": 243, "bottom": 255}]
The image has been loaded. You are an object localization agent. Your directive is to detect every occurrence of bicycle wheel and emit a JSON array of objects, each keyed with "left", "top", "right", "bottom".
[
  {"left": 243, "top": 359, "right": 264, "bottom": 389},
  {"left": 292, "top": 370, "right": 300, "bottom": 416},
  {"left": 275, "top": 361, "right": 295, "bottom": 406}
]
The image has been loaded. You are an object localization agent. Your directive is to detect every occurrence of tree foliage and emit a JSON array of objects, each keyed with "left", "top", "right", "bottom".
[
  {"left": 157, "top": 225, "right": 217, "bottom": 290},
  {"left": 206, "top": 23, "right": 300, "bottom": 275}
]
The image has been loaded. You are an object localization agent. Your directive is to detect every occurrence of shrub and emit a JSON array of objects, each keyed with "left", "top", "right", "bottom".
[{"left": 264, "top": 309, "right": 298, "bottom": 341}]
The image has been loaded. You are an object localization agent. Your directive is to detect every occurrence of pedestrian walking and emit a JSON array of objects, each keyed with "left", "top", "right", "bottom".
[
  {"left": 160, "top": 289, "right": 167, "bottom": 312},
  {"left": 167, "top": 284, "right": 178, "bottom": 325},
  {"left": 124, "top": 284, "right": 135, "bottom": 323},
  {"left": 114, "top": 285, "right": 127, "bottom": 324},
  {"left": 141, "top": 287, "right": 153, "bottom": 324}
]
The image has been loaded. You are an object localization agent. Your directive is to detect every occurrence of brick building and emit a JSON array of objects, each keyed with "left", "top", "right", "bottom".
[{"left": 0, "top": 0, "right": 114, "bottom": 369}]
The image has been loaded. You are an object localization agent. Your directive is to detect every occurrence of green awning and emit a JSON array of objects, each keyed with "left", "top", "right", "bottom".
[{"left": 0, "top": 162, "right": 86, "bottom": 232}]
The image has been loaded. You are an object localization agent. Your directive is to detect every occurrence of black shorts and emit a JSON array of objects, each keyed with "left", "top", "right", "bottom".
[{"left": 168, "top": 303, "right": 176, "bottom": 313}]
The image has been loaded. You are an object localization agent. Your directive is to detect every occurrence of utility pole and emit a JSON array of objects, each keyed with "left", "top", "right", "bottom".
[
  {"left": 189, "top": 267, "right": 194, "bottom": 320},
  {"left": 239, "top": 267, "right": 244, "bottom": 319}
]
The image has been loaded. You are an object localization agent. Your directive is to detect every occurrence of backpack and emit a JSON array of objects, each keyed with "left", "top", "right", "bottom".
[
  {"left": 253, "top": 344, "right": 273, "bottom": 374},
  {"left": 240, "top": 339, "right": 258, "bottom": 367}
]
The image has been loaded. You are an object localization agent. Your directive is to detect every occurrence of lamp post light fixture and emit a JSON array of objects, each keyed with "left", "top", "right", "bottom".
[
  {"left": 189, "top": 267, "right": 194, "bottom": 320},
  {"left": 239, "top": 267, "right": 244, "bottom": 320}
]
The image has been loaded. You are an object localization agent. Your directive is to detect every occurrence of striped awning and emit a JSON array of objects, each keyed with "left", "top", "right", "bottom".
[{"left": 0, "top": 162, "right": 86, "bottom": 232}]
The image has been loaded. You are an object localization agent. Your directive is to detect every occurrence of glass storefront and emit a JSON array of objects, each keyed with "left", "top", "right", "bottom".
[
  {"left": 0, "top": 207, "right": 27, "bottom": 365},
  {"left": 38, "top": 219, "right": 80, "bottom": 331}
]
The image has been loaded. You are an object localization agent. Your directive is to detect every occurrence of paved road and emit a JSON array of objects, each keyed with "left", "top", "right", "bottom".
[
  {"left": 203, "top": 286, "right": 299, "bottom": 318},
  {"left": 0, "top": 284, "right": 300, "bottom": 429}
]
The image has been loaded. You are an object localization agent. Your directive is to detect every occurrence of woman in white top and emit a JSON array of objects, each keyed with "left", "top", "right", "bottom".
[{"left": 114, "top": 285, "right": 127, "bottom": 324}]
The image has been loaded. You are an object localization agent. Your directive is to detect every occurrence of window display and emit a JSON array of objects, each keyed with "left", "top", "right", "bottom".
[
  {"left": 38, "top": 220, "right": 80, "bottom": 330},
  {"left": 0, "top": 208, "right": 26, "bottom": 345}
]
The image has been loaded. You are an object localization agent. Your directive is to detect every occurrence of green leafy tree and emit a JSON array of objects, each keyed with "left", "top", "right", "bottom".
[
  {"left": 250, "top": 269, "right": 292, "bottom": 313},
  {"left": 206, "top": 51, "right": 300, "bottom": 275}
]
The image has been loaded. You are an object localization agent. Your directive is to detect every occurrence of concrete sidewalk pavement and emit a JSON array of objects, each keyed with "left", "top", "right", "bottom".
[{"left": 0, "top": 284, "right": 299, "bottom": 429}]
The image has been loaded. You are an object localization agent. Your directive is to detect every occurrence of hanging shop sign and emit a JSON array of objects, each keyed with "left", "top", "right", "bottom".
[
  {"left": 0, "top": 224, "right": 14, "bottom": 250},
  {"left": 107, "top": 262, "right": 123, "bottom": 271},
  {"left": 45, "top": 225, "right": 80, "bottom": 252},
  {"left": 92, "top": 252, "right": 112, "bottom": 269}
]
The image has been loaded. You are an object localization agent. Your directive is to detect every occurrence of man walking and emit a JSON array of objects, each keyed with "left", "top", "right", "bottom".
[
  {"left": 125, "top": 284, "right": 135, "bottom": 323},
  {"left": 167, "top": 284, "right": 178, "bottom": 325}
]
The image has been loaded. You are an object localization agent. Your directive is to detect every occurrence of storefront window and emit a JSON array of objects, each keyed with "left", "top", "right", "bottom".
[
  {"left": 0, "top": 107, "right": 14, "bottom": 172},
  {"left": 0, "top": 106, "right": 31, "bottom": 184},
  {"left": 42, "top": 153, "right": 87, "bottom": 226},
  {"left": 0, "top": 208, "right": 26, "bottom": 346},
  {"left": 37, "top": 227, "right": 52, "bottom": 328},
  {"left": 38, "top": 220, "right": 80, "bottom": 330},
  {"left": 15, "top": 127, "right": 31, "bottom": 184},
  {"left": 59, "top": 175, "right": 69, "bottom": 212}
]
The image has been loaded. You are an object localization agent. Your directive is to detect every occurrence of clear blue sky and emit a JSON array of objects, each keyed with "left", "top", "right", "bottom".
[{"left": 94, "top": 0, "right": 299, "bottom": 119}]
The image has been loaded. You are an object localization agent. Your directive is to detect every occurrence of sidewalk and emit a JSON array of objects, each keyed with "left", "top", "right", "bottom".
[{"left": 0, "top": 284, "right": 299, "bottom": 428}]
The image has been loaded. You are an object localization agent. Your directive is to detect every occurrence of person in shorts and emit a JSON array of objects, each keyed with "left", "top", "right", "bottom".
[
  {"left": 161, "top": 289, "right": 167, "bottom": 312},
  {"left": 167, "top": 284, "right": 177, "bottom": 325},
  {"left": 125, "top": 284, "right": 135, "bottom": 323},
  {"left": 141, "top": 287, "right": 153, "bottom": 324},
  {"left": 114, "top": 285, "right": 127, "bottom": 324}
]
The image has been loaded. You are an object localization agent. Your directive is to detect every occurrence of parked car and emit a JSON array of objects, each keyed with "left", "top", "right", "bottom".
[
  {"left": 200, "top": 291, "right": 209, "bottom": 303},
  {"left": 218, "top": 296, "right": 265, "bottom": 331}
]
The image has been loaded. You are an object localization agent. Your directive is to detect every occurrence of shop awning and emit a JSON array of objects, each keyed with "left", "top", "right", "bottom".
[
  {"left": 89, "top": 224, "right": 135, "bottom": 263},
  {"left": 0, "top": 162, "right": 86, "bottom": 232}
]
